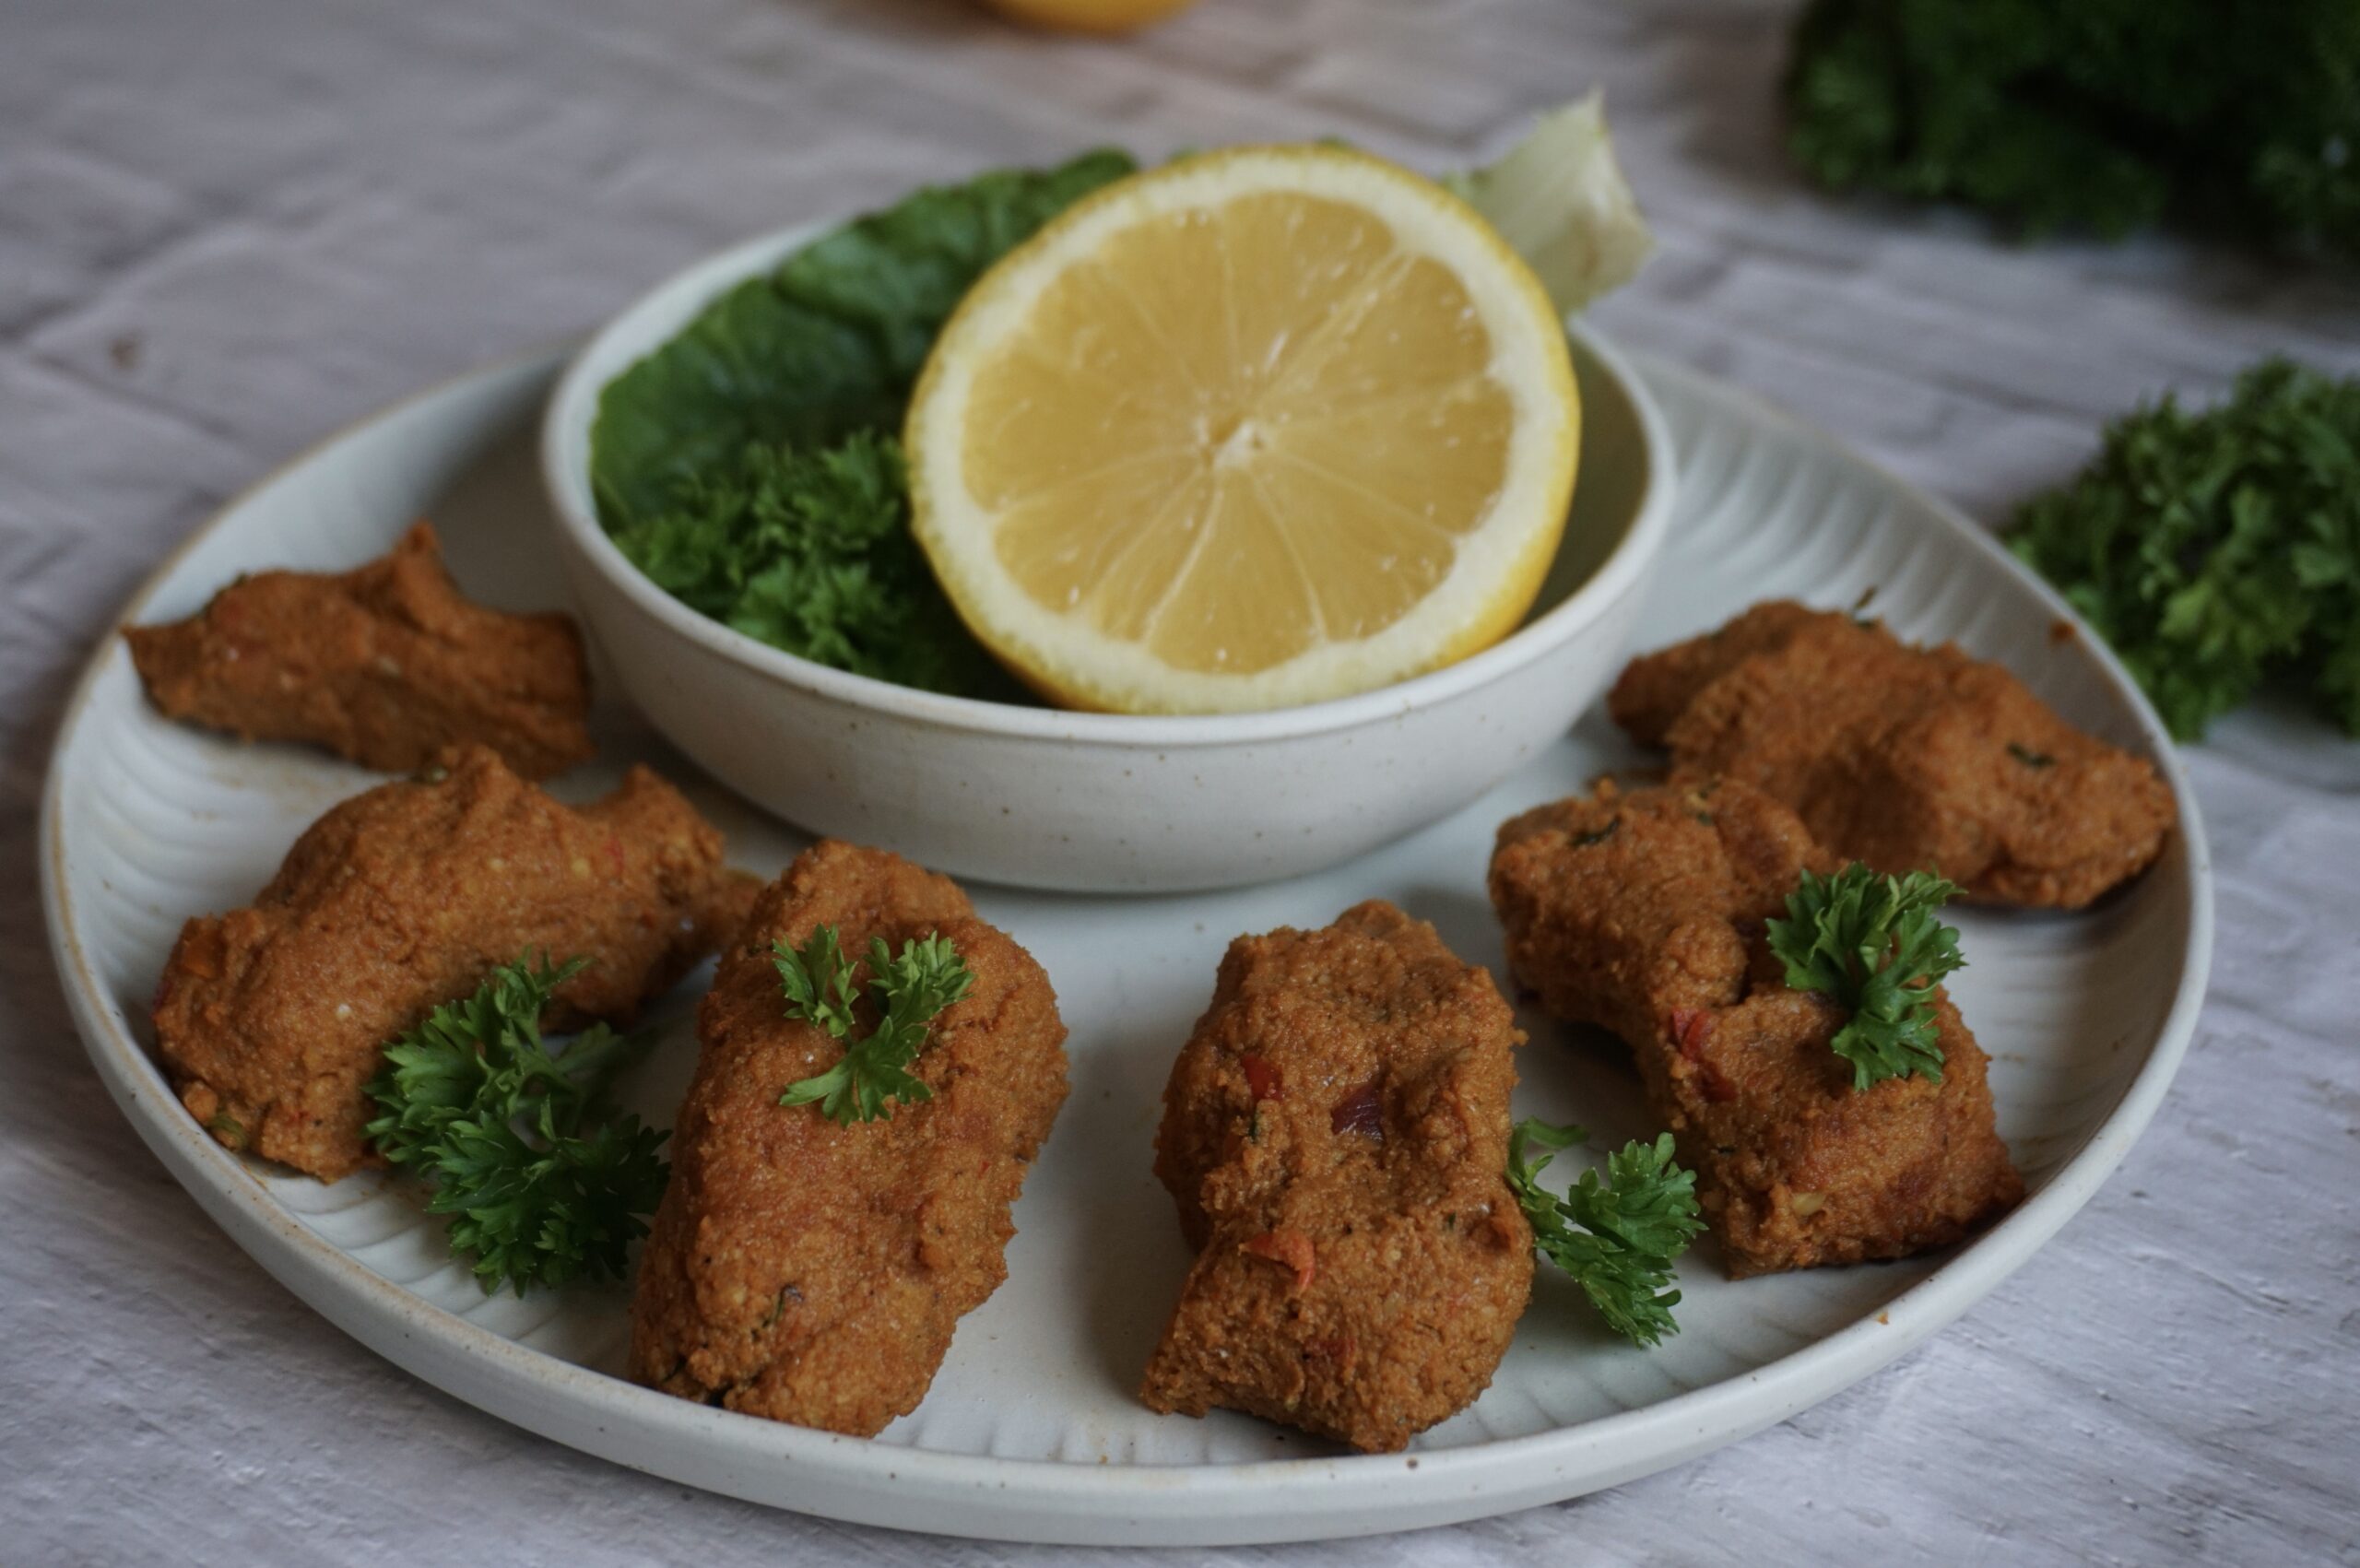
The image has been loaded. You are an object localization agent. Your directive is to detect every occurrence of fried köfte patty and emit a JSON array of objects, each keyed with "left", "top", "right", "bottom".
[
  {"left": 154, "top": 744, "right": 755, "bottom": 1181},
  {"left": 1607, "top": 601, "right": 2175, "bottom": 908},
  {"left": 125, "top": 521, "right": 594, "bottom": 779},
  {"left": 1140, "top": 902, "right": 1531, "bottom": 1454},
  {"left": 1491, "top": 782, "right": 2022, "bottom": 1277},
  {"left": 629, "top": 842, "right": 1068, "bottom": 1436},
  {"left": 1493, "top": 779, "right": 1829, "bottom": 1050}
]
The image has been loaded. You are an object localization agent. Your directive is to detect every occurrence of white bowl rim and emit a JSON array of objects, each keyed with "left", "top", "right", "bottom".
[{"left": 539, "top": 217, "right": 1678, "bottom": 749}]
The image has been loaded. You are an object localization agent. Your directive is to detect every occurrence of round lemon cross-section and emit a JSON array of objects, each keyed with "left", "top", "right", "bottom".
[{"left": 906, "top": 145, "right": 1581, "bottom": 714}]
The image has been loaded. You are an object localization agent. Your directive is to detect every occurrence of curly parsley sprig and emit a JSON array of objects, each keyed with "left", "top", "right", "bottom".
[
  {"left": 774, "top": 925, "right": 974, "bottom": 1125},
  {"left": 363, "top": 955, "right": 669, "bottom": 1296},
  {"left": 1766, "top": 865, "right": 1965, "bottom": 1091},
  {"left": 1508, "top": 1120, "right": 1703, "bottom": 1347}
]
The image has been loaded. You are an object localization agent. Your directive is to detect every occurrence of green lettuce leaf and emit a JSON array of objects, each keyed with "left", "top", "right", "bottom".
[
  {"left": 589, "top": 150, "right": 1133, "bottom": 694},
  {"left": 593, "top": 149, "right": 1136, "bottom": 536}
]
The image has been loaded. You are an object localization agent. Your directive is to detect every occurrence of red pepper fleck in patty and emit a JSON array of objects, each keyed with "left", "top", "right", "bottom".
[
  {"left": 1668, "top": 1008, "right": 1736, "bottom": 1102},
  {"left": 1240, "top": 1228, "right": 1316, "bottom": 1292}
]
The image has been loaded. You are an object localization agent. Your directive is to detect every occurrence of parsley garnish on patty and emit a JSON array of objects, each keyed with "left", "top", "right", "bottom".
[
  {"left": 773, "top": 925, "right": 974, "bottom": 1125},
  {"left": 1766, "top": 865, "right": 1965, "bottom": 1091}
]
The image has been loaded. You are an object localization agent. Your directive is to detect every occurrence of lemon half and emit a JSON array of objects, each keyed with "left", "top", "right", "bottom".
[{"left": 906, "top": 145, "right": 1581, "bottom": 713}]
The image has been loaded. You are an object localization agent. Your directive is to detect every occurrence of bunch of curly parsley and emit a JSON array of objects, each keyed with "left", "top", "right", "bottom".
[
  {"left": 364, "top": 956, "right": 669, "bottom": 1295},
  {"left": 2012, "top": 360, "right": 2360, "bottom": 741},
  {"left": 607, "top": 432, "right": 991, "bottom": 695},
  {"left": 1786, "top": 0, "right": 2360, "bottom": 262},
  {"left": 591, "top": 151, "right": 1137, "bottom": 697}
]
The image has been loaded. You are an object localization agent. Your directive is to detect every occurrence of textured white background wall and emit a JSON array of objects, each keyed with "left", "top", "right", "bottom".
[{"left": 4, "top": 1, "right": 2356, "bottom": 1562}]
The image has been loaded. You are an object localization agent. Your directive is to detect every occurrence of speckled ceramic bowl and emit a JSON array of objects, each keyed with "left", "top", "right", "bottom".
[{"left": 540, "top": 221, "right": 1676, "bottom": 892}]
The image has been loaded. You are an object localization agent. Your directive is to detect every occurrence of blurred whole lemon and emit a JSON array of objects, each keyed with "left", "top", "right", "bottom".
[{"left": 983, "top": 0, "right": 1198, "bottom": 34}]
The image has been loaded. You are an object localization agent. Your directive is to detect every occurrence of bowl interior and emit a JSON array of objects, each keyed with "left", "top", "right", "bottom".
[
  {"left": 1533, "top": 333, "right": 1648, "bottom": 622},
  {"left": 542, "top": 220, "right": 1672, "bottom": 734}
]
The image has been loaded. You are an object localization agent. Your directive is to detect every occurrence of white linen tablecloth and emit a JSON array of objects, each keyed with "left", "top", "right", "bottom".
[{"left": 5, "top": 1, "right": 2356, "bottom": 1562}]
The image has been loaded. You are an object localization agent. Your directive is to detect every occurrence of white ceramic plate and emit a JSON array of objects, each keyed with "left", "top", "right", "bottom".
[{"left": 42, "top": 348, "right": 2211, "bottom": 1547}]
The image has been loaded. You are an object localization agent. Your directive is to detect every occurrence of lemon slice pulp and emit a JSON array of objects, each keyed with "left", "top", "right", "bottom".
[{"left": 907, "top": 146, "right": 1581, "bottom": 713}]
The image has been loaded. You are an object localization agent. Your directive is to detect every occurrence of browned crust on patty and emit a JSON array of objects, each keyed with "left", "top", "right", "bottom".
[
  {"left": 629, "top": 841, "right": 1069, "bottom": 1436},
  {"left": 155, "top": 743, "right": 755, "bottom": 1181},
  {"left": 1140, "top": 902, "right": 1532, "bottom": 1453},
  {"left": 1607, "top": 601, "right": 2175, "bottom": 908},
  {"left": 1490, "top": 780, "right": 2022, "bottom": 1277},
  {"left": 125, "top": 520, "right": 594, "bottom": 779}
]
